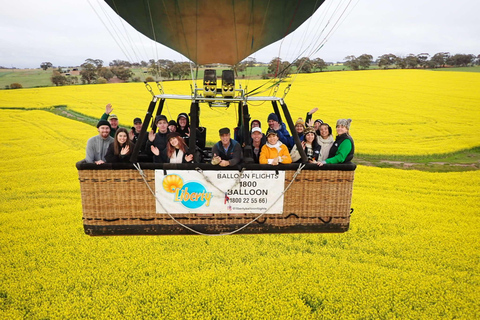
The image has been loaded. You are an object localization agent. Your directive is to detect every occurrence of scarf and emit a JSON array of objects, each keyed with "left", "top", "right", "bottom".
[{"left": 266, "top": 140, "right": 283, "bottom": 153}]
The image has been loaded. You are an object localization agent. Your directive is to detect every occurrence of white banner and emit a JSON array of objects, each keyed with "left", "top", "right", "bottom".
[{"left": 154, "top": 170, "right": 285, "bottom": 214}]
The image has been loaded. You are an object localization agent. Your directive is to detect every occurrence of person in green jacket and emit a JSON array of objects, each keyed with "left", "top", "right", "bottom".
[
  {"left": 99, "top": 103, "right": 119, "bottom": 137},
  {"left": 317, "top": 118, "right": 354, "bottom": 166}
]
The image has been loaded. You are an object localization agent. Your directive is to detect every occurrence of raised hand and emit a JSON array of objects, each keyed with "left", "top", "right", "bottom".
[
  {"left": 148, "top": 130, "right": 155, "bottom": 142},
  {"left": 105, "top": 103, "right": 113, "bottom": 114},
  {"left": 150, "top": 145, "right": 160, "bottom": 156},
  {"left": 121, "top": 145, "right": 130, "bottom": 155}
]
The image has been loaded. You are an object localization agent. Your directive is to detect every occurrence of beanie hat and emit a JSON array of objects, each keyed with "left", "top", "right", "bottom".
[
  {"left": 304, "top": 126, "right": 316, "bottom": 136},
  {"left": 168, "top": 120, "right": 177, "bottom": 126},
  {"left": 295, "top": 117, "right": 305, "bottom": 128},
  {"left": 336, "top": 118, "right": 352, "bottom": 129},
  {"left": 314, "top": 119, "right": 323, "bottom": 125},
  {"left": 268, "top": 113, "right": 279, "bottom": 122},
  {"left": 97, "top": 120, "right": 111, "bottom": 129},
  {"left": 133, "top": 117, "right": 142, "bottom": 124}
]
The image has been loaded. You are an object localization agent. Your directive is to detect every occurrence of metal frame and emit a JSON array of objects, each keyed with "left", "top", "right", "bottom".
[{"left": 130, "top": 89, "right": 308, "bottom": 164}]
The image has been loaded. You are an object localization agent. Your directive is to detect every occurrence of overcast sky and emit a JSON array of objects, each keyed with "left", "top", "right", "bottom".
[{"left": 1, "top": 0, "right": 479, "bottom": 68}]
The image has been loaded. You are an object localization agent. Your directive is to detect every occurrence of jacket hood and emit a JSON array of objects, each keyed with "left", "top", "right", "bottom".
[{"left": 177, "top": 113, "right": 190, "bottom": 128}]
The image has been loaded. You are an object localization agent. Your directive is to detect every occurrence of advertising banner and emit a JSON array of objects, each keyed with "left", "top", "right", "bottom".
[{"left": 155, "top": 170, "right": 285, "bottom": 214}]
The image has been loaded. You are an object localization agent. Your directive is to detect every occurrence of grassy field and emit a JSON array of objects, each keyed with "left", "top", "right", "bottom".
[
  {"left": 4, "top": 65, "right": 478, "bottom": 89},
  {"left": 0, "top": 70, "right": 479, "bottom": 318}
]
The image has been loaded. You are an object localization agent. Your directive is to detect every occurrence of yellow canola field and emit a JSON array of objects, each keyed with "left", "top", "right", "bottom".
[
  {"left": 0, "top": 108, "right": 479, "bottom": 319},
  {"left": 0, "top": 69, "right": 479, "bottom": 155}
]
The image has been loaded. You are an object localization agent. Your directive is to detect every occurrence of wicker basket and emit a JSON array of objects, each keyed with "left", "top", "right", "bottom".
[{"left": 77, "top": 162, "right": 355, "bottom": 235}]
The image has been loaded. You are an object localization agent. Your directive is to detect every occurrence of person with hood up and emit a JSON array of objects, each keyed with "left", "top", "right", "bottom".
[
  {"left": 176, "top": 112, "right": 206, "bottom": 149},
  {"left": 317, "top": 119, "right": 355, "bottom": 166},
  {"left": 259, "top": 131, "right": 292, "bottom": 165},
  {"left": 317, "top": 122, "right": 334, "bottom": 161}
]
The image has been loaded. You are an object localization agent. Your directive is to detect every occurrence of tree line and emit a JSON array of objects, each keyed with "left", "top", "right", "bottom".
[{"left": 36, "top": 51, "right": 480, "bottom": 87}]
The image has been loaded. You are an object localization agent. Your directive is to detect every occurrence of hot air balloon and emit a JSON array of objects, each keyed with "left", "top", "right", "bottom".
[
  {"left": 76, "top": 0, "right": 356, "bottom": 236},
  {"left": 104, "top": 0, "right": 326, "bottom": 65}
]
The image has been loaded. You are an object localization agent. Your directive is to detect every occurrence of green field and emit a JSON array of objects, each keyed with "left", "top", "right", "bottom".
[{"left": 6, "top": 64, "right": 479, "bottom": 89}]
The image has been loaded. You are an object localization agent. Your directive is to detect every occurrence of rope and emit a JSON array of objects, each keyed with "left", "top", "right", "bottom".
[{"left": 133, "top": 163, "right": 305, "bottom": 236}]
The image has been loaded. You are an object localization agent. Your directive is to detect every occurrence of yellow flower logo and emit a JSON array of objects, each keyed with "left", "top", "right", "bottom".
[{"left": 162, "top": 174, "right": 183, "bottom": 193}]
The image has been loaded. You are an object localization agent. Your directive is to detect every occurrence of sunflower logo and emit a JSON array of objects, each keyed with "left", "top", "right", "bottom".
[{"left": 162, "top": 174, "right": 183, "bottom": 193}]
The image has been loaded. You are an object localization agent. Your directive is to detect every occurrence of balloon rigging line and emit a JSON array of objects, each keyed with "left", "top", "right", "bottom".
[{"left": 87, "top": 0, "right": 134, "bottom": 63}]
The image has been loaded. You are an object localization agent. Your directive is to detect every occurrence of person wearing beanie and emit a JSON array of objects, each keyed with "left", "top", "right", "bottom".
[
  {"left": 317, "top": 118, "right": 355, "bottom": 166},
  {"left": 290, "top": 127, "right": 321, "bottom": 163},
  {"left": 84, "top": 120, "right": 114, "bottom": 164},
  {"left": 317, "top": 122, "right": 334, "bottom": 161},
  {"left": 146, "top": 115, "right": 170, "bottom": 163},
  {"left": 266, "top": 113, "right": 294, "bottom": 149},
  {"left": 294, "top": 117, "right": 306, "bottom": 141},
  {"left": 99, "top": 103, "right": 119, "bottom": 137},
  {"left": 211, "top": 128, "right": 242, "bottom": 166},
  {"left": 168, "top": 120, "right": 177, "bottom": 133},
  {"left": 259, "top": 131, "right": 292, "bottom": 165}
]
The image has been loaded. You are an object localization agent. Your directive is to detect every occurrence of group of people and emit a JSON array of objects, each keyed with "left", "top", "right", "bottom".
[{"left": 84, "top": 104, "right": 354, "bottom": 167}]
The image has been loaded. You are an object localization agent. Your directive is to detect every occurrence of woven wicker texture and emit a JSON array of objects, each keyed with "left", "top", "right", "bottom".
[{"left": 79, "top": 169, "right": 354, "bottom": 234}]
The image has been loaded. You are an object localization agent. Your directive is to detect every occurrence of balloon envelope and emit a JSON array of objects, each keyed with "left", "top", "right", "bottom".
[{"left": 105, "top": 0, "right": 325, "bottom": 65}]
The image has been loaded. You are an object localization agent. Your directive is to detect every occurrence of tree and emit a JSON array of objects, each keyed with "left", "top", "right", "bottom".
[
  {"left": 357, "top": 54, "right": 373, "bottom": 69},
  {"left": 394, "top": 56, "right": 407, "bottom": 69},
  {"left": 344, "top": 55, "right": 360, "bottom": 70},
  {"left": 51, "top": 71, "right": 67, "bottom": 86},
  {"left": 96, "top": 77, "right": 108, "bottom": 84},
  {"left": 85, "top": 58, "right": 103, "bottom": 70},
  {"left": 377, "top": 54, "right": 397, "bottom": 69},
  {"left": 267, "top": 57, "right": 291, "bottom": 77},
  {"left": 170, "top": 62, "right": 190, "bottom": 80},
  {"left": 294, "top": 57, "right": 313, "bottom": 73},
  {"left": 109, "top": 59, "right": 131, "bottom": 67},
  {"left": 448, "top": 53, "right": 475, "bottom": 67},
  {"left": 40, "top": 62, "right": 53, "bottom": 71},
  {"left": 80, "top": 62, "right": 97, "bottom": 84},
  {"left": 97, "top": 67, "right": 115, "bottom": 81},
  {"left": 417, "top": 53, "right": 430, "bottom": 68},
  {"left": 430, "top": 52, "right": 449, "bottom": 68},
  {"left": 312, "top": 58, "right": 327, "bottom": 72},
  {"left": 405, "top": 54, "right": 419, "bottom": 68},
  {"left": 67, "top": 76, "right": 78, "bottom": 85},
  {"left": 9, "top": 83, "right": 22, "bottom": 89},
  {"left": 111, "top": 66, "right": 134, "bottom": 81}
]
